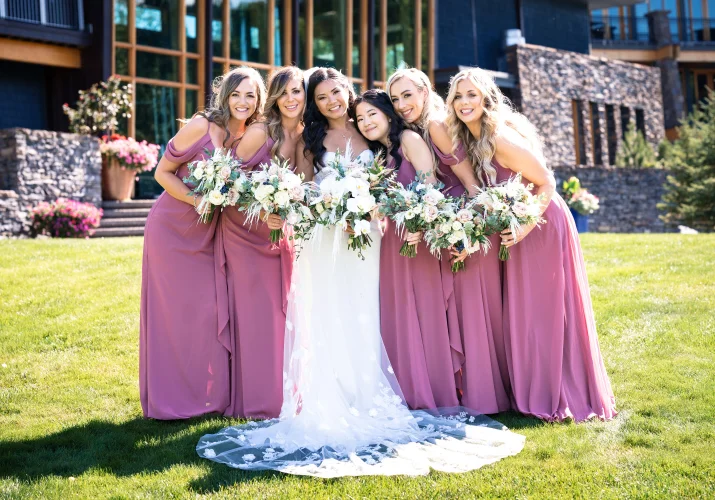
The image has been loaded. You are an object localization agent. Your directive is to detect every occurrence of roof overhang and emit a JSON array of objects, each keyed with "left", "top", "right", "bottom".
[{"left": 588, "top": 0, "right": 644, "bottom": 9}]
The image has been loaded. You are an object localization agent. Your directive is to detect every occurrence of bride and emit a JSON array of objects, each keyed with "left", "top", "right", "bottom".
[{"left": 196, "top": 68, "right": 525, "bottom": 477}]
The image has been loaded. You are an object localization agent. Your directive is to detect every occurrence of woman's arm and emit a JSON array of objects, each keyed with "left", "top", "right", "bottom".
[
  {"left": 401, "top": 130, "right": 437, "bottom": 184},
  {"left": 428, "top": 121, "right": 480, "bottom": 196},
  {"left": 294, "top": 138, "right": 314, "bottom": 182}
]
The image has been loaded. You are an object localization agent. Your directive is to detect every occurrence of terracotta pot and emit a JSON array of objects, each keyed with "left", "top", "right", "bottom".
[{"left": 102, "top": 156, "right": 136, "bottom": 201}]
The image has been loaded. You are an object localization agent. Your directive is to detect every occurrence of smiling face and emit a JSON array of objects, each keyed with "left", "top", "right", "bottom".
[
  {"left": 276, "top": 77, "right": 305, "bottom": 119},
  {"left": 313, "top": 79, "right": 350, "bottom": 120},
  {"left": 389, "top": 76, "right": 427, "bottom": 124},
  {"left": 355, "top": 101, "right": 390, "bottom": 143},
  {"left": 228, "top": 78, "right": 258, "bottom": 122},
  {"left": 451, "top": 78, "right": 485, "bottom": 125}
]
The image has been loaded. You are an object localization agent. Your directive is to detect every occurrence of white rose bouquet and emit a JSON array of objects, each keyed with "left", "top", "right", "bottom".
[
  {"left": 472, "top": 173, "right": 545, "bottom": 261},
  {"left": 239, "top": 157, "right": 311, "bottom": 244},
  {"left": 424, "top": 199, "right": 491, "bottom": 273},
  {"left": 183, "top": 147, "right": 247, "bottom": 223},
  {"left": 380, "top": 178, "right": 452, "bottom": 258}
]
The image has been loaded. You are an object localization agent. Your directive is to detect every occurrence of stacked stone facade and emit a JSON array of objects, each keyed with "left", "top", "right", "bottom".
[
  {"left": 0, "top": 128, "right": 101, "bottom": 236},
  {"left": 508, "top": 44, "right": 665, "bottom": 168}
]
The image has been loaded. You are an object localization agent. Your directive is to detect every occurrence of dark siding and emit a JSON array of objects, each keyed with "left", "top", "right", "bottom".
[
  {"left": 520, "top": 0, "right": 590, "bottom": 54},
  {"left": 0, "top": 61, "right": 48, "bottom": 130},
  {"left": 436, "top": 0, "right": 479, "bottom": 68},
  {"left": 474, "top": 0, "right": 519, "bottom": 71}
]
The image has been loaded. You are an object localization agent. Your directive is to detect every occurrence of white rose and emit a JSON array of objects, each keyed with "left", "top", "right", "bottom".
[
  {"left": 457, "top": 209, "right": 473, "bottom": 223},
  {"left": 447, "top": 230, "right": 465, "bottom": 244},
  {"left": 286, "top": 211, "right": 302, "bottom": 225},
  {"left": 354, "top": 219, "right": 371, "bottom": 235},
  {"left": 252, "top": 170, "right": 268, "bottom": 183},
  {"left": 208, "top": 190, "right": 225, "bottom": 206},
  {"left": 404, "top": 209, "right": 417, "bottom": 220},
  {"left": 439, "top": 223, "right": 452, "bottom": 234},
  {"left": 423, "top": 189, "right": 445, "bottom": 206},
  {"left": 451, "top": 221, "right": 463, "bottom": 231},
  {"left": 423, "top": 205, "right": 439, "bottom": 222},
  {"left": 274, "top": 190, "right": 291, "bottom": 207},
  {"left": 192, "top": 164, "right": 205, "bottom": 180},
  {"left": 254, "top": 184, "right": 276, "bottom": 201},
  {"left": 204, "top": 160, "right": 215, "bottom": 176}
]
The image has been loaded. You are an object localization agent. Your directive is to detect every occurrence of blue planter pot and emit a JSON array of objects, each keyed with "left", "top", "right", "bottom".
[{"left": 570, "top": 208, "right": 589, "bottom": 233}]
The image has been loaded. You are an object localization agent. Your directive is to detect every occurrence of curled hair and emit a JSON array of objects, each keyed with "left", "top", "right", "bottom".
[
  {"left": 199, "top": 66, "right": 266, "bottom": 148},
  {"left": 262, "top": 66, "right": 304, "bottom": 160},
  {"left": 302, "top": 68, "right": 356, "bottom": 170},
  {"left": 350, "top": 89, "right": 405, "bottom": 169},
  {"left": 445, "top": 67, "right": 543, "bottom": 186}
]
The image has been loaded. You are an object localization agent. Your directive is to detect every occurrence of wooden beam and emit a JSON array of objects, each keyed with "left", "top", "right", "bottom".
[
  {"left": 0, "top": 37, "right": 81, "bottom": 68},
  {"left": 346, "top": 0, "right": 353, "bottom": 77},
  {"left": 361, "top": 0, "right": 368, "bottom": 86},
  {"left": 128, "top": 0, "right": 136, "bottom": 137},
  {"left": 306, "top": 0, "right": 313, "bottom": 67},
  {"left": 415, "top": 0, "right": 422, "bottom": 70},
  {"left": 268, "top": 0, "right": 275, "bottom": 68},
  {"left": 428, "top": 0, "right": 434, "bottom": 83},
  {"left": 283, "top": 0, "right": 292, "bottom": 66},
  {"left": 179, "top": 0, "right": 186, "bottom": 120},
  {"left": 380, "top": 0, "right": 386, "bottom": 82},
  {"left": 223, "top": 0, "right": 230, "bottom": 63},
  {"left": 679, "top": 49, "right": 715, "bottom": 63}
]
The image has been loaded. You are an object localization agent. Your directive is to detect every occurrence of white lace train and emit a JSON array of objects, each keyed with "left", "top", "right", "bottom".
[{"left": 196, "top": 152, "right": 525, "bottom": 477}]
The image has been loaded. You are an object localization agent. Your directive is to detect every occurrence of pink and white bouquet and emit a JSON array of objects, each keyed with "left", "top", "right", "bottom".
[
  {"left": 381, "top": 178, "right": 452, "bottom": 258},
  {"left": 424, "top": 200, "right": 491, "bottom": 273},
  {"left": 183, "top": 147, "right": 247, "bottom": 223},
  {"left": 100, "top": 134, "right": 160, "bottom": 172},
  {"left": 239, "top": 158, "right": 313, "bottom": 244},
  {"left": 472, "top": 173, "right": 545, "bottom": 261}
]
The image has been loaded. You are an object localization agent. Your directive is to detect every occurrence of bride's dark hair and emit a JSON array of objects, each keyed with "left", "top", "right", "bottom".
[
  {"left": 350, "top": 89, "right": 405, "bottom": 169},
  {"left": 302, "top": 67, "right": 356, "bottom": 170}
]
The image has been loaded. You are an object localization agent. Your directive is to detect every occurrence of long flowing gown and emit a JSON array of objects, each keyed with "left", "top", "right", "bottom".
[
  {"left": 433, "top": 143, "right": 512, "bottom": 414},
  {"left": 196, "top": 149, "right": 526, "bottom": 477},
  {"left": 379, "top": 148, "right": 460, "bottom": 409},
  {"left": 495, "top": 161, "right": 617, "bottom": 422},
  {"left": 215, "top": 137, "right": 294, "bottom": 419},
  {"left": 140, "top": 126, "right": 230, "bottom": 419}
]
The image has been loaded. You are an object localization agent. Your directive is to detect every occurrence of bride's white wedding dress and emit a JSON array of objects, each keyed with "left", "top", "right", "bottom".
[{"left": 196, "top": 150, "right": 525, "bottom": 477}]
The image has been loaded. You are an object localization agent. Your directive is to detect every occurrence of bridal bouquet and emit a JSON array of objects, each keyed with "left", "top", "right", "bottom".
[
  {"left": 381, "top": 178, "right": 452, "bottom": 258},
  {"left": 309, "top": 148, "right": 393, "bottom": 259},
  {"left": 239, "top": 158, "right": 313, "bottom": 244},
  {"left": 183, "top": 148, "right": 247, "bottom": 223},
  {"left": 472, "top": 173, "right": 545, "bottom": 261},
  {"left": 424, "top": 199, "right": 491, "bottom": 273}
]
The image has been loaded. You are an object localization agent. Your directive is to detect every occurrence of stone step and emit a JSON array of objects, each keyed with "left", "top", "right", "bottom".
[
  {"left": 102, "top": 199, "right": 157, "bottom": 210},
  {"left": 102, "top": 207, "right": 152, "bottom": 218},
  {"left": 92, "top": 226, "right": 145, "bottom": 238},
  {"left": 99, "top": 217, "right": 148, "bottom": 228}
]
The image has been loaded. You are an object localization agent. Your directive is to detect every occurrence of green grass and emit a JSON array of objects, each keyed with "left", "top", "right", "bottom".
[{"left": 1, "top": 235, "right": 714, "bottom": 499}]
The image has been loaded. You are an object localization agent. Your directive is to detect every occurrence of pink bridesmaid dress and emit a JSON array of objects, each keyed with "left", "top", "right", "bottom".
[
  {"left": 432, "top": 143, "right": 511, "bottom": 414},
  {"left": 495, "top": 162, "right": 617, "bottom": 422},
  {"left": 216, "top": 137, "right": 294, "bottom": 419},
  {"left": 380, "top": 147, "right": 459, "bottom": 410},
  {"left": 140, "top": 124, "right": 230, "bottom": 419}
]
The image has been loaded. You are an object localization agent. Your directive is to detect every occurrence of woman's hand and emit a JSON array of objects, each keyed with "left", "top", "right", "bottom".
[
  {"left": 500, "top": 222, "right": 536, "bottom": 248},
  {"left": 404, "top": 231, "right": 422, "bottom": 246},
  {"left": 265, "top": 213, "right": 283, "bottom": 231},
  {"left": 450, "top": 246, "right": 469, "bottom": 264},
  {"left": 344, "top": 223, "right": 355, "bottom": 235}
]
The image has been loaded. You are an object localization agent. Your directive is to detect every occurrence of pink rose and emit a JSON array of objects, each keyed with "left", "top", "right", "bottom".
[
  {"left": 512, "top": 201, "right": 528, "bottom": 218},
  {"left": 219, "top": 166, "right": 232, "bottom": 181}
]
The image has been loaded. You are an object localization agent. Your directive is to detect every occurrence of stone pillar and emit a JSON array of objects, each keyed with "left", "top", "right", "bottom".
[{"left": 646, "top": 10, "right": 685, "bottom": 130}]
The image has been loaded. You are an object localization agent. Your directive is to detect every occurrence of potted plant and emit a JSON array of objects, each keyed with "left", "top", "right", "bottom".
[
  {"left": 99, "top": 134, "right": 160, "bottom": 201},
  {"left": 562, "top": 176, "right": 600, "bottom": 233}
]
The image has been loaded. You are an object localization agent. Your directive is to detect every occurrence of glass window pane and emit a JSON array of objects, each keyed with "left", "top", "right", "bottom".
[
  {"left": 186, "top": 89, "right": 199, "bottom": 119},
  {"left": 313, "top": 0, "right": 347, "bottom": 70},
  {"left": 373, "top": 6, "right": 381, "bottom": 81},
  {"left": 187, "top": 58, "right": 198, "bottom": 84},
  {"left": 386, "top": 0, "right": 415, "bottom": 79},
  {"left": 135, "top": 84, "right": 178, "bottom": 148},
  {"left": 115, "top": 48, "right": 129, "bottom": 75},
  {"left": 352, "top": 0, "right": 361, "bottom": 77},
  {"left": 213, "top": 61, "right": 226, "bottom": 81},
  {"left": 136, "top": 52, "right": 179, "bottom": 82},
  {"left": 115, "top": 0, "right": 129, "bottom": 42},
  {"left": 213, "top": 0, "right": 225, "bottom": 57},
  {"left": 136, "top": 0, "right": 180, "bottom": 50},
  {"left": 186, "top": 0, "right": 199, "bottom": 53},
  {"left": 230, "top": 0, "right": 268, "bottom": 63},
  {"left": 274, "top": 1, "right": 284, "bottom": 66},
  {"left": 606, "top": 7, "right": 619, "bottom": 40}
]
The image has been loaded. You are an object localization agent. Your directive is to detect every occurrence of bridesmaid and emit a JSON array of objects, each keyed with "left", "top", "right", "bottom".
[
  {"left": 446, "top": 68, "right": 617, "bottom": 422},
  {"left": 387, "top": 69, "right": 511, "bottom": 414},
  {"left": 218, "top": 67, "right": 303, "bottom": 419},
  {"left": 140, "top": 68, "right": 253, "bottom": 419},
  {"left": 351, "top": 89, "right": 459, "bottom": 409}
]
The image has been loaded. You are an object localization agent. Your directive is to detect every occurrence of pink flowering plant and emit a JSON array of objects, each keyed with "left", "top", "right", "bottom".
[
  {"left": 30, "top": 198, "right": 103, "bottom": 238},
  {"left": 562, "top": 176, "right": 600, "bottom": 215},
  {"left": 62, "top": 76, "right": 132, "bottom": 136},
  {"left": 100, "top": 134, "right": 160, "bottom": 172}
]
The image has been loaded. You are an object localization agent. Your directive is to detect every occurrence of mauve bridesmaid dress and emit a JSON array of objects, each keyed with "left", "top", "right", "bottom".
[
  {"left": 495, "top": 161, "right": 616, "bottom": 422},
  {"left": 432, "top": 142, "right": 511, "bottom": 414},
  {"left": 379, "top": 147, "right": 459, "bottom": 409},
  {"left": 140, "top": 124, "right": 230, "bottom": 419},
  {"left": 216, "top": 137, "right": 294, "bottom": 419}
]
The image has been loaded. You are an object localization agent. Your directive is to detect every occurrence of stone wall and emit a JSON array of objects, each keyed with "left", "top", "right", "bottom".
[
  {"left": 508, "top": 44, "right": 665, "bottom": 168},
  {"left": 0, "top": 128, "right": 101, "bottom": 236},
  {"left": 553, "top": 166, "right": 672, "bottom": 233}
]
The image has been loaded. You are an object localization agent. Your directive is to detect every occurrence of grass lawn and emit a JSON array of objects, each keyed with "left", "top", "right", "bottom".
[{"left": 0, "top": 234, "right": 714, "bottom": 499}]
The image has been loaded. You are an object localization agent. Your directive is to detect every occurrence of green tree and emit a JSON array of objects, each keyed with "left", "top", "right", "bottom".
[
  {"left": 616, "top": 122, "right": 658, "bottom": 168},
  {"left": 658, "top": 90, "right": 715, "bottom": 232},
  {"left": 62, "top": 76, "right": 132, "bottom": 136}
]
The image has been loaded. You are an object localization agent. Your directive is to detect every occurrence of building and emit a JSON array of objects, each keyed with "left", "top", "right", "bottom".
[{"left": 1, "top": 0, "right": 667, "bottom": 201}]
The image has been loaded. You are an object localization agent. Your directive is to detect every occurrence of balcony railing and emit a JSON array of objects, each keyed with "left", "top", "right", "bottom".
[
  {"left": 591, "top": 16, "right": 715, "bottom": 46},
  {"left": 0, "top": 0, "right": 84, "bottom": 31}
]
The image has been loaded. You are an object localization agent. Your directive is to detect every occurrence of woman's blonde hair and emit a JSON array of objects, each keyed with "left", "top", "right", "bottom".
[
  {"left": 262, "top": 66, "right": 304, "bottom": 160},
  {"left": 386, "top": 68, "right": 445, "bottom": 167},
  {"left": 445, "top": 67, "right": 543, "bottom": 186},
  {"left": 199, "top": 66, "right": 266, "bottom": 148}
]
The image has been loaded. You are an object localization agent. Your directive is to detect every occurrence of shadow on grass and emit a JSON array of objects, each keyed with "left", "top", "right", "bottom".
[{"left": 0, "top": 416, "right": 285, "bottom": 489}]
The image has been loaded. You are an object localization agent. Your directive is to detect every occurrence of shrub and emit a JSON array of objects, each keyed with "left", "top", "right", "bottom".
[
  {"left": 562, "top": 176, "right": 600, "bottom": 216},
  {"left": 100, "top": 134, "right": 160, "bottom": 172},
  {"left": 658, "top": 90, "right": 715, "bottom": 232},
  {"left": 62, "top": 76, "right": 132, "bottom": 136},
  {"left": 30, "top": 199, "right": 103, "bottom": 238},
  {"left": 616, "top": 122, "right": 658, "bottom": 168}
]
